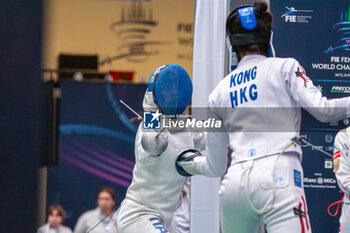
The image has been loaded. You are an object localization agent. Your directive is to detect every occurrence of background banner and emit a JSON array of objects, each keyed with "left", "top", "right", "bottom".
[
  {"left": 271, "top": 1, "right": 350, "bottom": 232},
  {"left": 47, "top": 82, "right": 146, "bottom": 229}
]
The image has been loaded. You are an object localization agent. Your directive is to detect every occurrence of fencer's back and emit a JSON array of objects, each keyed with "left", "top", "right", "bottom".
[{"left": 209, "top": 54, "right": 303, "bottom": 164}]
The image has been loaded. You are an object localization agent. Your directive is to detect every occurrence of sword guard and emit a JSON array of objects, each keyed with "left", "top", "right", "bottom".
[{"left": 291, "top": 136, "right": 308, "bottom": 147}]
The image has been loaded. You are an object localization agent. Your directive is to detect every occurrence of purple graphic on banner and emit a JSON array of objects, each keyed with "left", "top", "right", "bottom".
[
  {"left": 46, "top": 82, "right": 146, "bottom": 229},
  {"left": 62, "top": 143, "right": 133, "bottom": 181},
  {"left": 61, "top": 153, "right": 131, "bottom": 187}
]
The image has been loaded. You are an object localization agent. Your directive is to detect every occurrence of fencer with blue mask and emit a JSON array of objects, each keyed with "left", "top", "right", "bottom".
[
  {"left": 116, "top": 64, "right": 205, "bottom": 233},
  {"left": 176, "top": 2, "right": 350, "bottom": 233}
]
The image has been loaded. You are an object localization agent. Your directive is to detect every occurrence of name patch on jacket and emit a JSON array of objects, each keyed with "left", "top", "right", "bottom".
[{"left": 229, "top": 66, "right": 258, "bottom": 108}]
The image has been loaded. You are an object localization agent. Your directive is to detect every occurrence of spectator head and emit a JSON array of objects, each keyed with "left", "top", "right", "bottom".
[
  {"left": 97, "top": 187, "right": 116, "bottom": 214},
  {"left": 48, "top": 205, "right": 65, "bottom": 228}
]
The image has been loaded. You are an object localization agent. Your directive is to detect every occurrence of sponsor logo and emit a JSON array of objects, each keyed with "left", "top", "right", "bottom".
[
  {"left": 333, "top": 148, "right": 341, "bottom": 174},
  {"left": 304, "top": 177, "right": 336, "bottom": 184},
  {"left": 248, "top": 148, "right": 256, "bottom": 157},
  {"left": 333, "top": 150, "right": 341, "bottom": 160},
  {"left": 143, "top": 110, "right": 161, "bottom": 129},
  {"left": 312, "top": 146, "right": 324, "bottom": 151},
  {"left": 330, "top": 121, "right": 339, "bottom": 126},
  {"left": 281, "top": 6, "right": 313, "bottom": 23},
  {"left": 143, "top": 111, "right": 222, "bottom": 130},
  {"left": 333, "top": 160, "right": 340, "bottom": 173},
  {"left": 294, "top": 169, "right": 302, "bottom": 188},
  {"left": 325, "top": 160, "right": 333, "bottom": 169},
  {"left": 325, "top": 134, "right": 333, "bottom": 143},
  {"left": 331, "top": 86, "right": 350, "bottom": 93},
  {"left": 307, "top": 86, "right": 319, "bottom": 93},
  {"left": 317, "top": 177, "right": 324, "bottom": 184},
  {"left": 162, "top": 118, "right": 222, "bottom": 129},
  {"left": 275, "top": 176, "right": 287, "bottom": 187},
  {"left": 295, "top": 65, "right": 310, "bottom": 87}
]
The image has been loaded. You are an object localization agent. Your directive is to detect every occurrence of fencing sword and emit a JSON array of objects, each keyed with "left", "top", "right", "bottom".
[{"left": 291, "top": 136, "right": 333, "bottom": 158}]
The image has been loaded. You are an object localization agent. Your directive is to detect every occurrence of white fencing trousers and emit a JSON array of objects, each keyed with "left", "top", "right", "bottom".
[
  {"left": 117, "top": 199, "right": 170, "bottom": 233},
  {"left": 219, "top": 152, "right": 312, "bottom": 233},
  {"left": 340, "top": 203, "right": 350, "bottom": 233}
]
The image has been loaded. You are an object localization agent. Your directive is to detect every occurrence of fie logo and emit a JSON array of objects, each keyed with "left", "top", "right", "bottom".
[{"left": 143, "top": 110, "right": 161, "bottom": 129}]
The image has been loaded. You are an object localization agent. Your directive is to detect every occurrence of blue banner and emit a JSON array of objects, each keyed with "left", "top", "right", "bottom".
[
  {"left": 271, "top": 1, "right": 350, "bottom": 232},
  {"left": 47, "top": 82, "right": 146, "bottom": 229}
]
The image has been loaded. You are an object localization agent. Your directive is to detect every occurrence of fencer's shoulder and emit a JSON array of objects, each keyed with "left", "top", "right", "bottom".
[
  {"left": 273, "top": 57, "right": 301, "bottom": 72},
  {"left": 267, "top": 57, "right": 297, "bottom": 66},
  {"left": 336, "top": 127, "right": 349, "bottom": 137},
  {"left": 335, "top": 127, "right": 350, "bottom": 142},
  {"left": 208, "top": 74, "right": 230, "bottom": 105},
  {"left": 271, "top": 57, "right": 298, "bottom": 63}
]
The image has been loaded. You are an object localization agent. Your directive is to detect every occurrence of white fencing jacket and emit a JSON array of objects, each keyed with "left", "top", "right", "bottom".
[
  {"left": 197, "top": 54, "right": 350, "bottom": 177},
  {"left": 120, "top": 92, "right": 200, "bottom": 227},
  {"left": 334, "top": 127, "right": 350, "bottom": 203}
]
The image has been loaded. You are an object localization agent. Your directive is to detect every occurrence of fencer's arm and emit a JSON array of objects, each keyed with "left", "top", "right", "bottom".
[
  {"left": 178, "top": 131, "right": 228, "bottom": 177},
  {"left": 178, "top": 96, "right": 229, "bottom": 177},
  {"left": 284, "top": 59, "right": 350, "bottom": 122},
  {"left": 196, "top": 93, "right": 229, "bottom": 177},
  {"left": 198, "top": 131, "right": 229, "bottom": 177},
  {"left": 192, "top": 131, "right": 207, "bottom": 151},
  {"left": 334, "top": 130, "right": 350, "bottom": 195}
]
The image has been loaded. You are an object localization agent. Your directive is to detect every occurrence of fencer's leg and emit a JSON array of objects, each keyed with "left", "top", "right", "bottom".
[
  {"left": 340, "top": 203, "right": 350, "bottom": 233},
  {"left": 220, "top": 203, "right": 261, "bottom": 233},
  {"left": 262, "top": 155, "right": 312, "bottom": 233},
  {"left": 264, "top": 192, "right": 311, "bottom": 233},
  {"left": 118, "top": 215, "right": 170, "bottom": 233},
  {"left": 219, "top": 164, "right": 261, "bottom": 233}
]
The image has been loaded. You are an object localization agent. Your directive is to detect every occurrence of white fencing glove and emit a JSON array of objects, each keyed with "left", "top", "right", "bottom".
[{"left": 176, "top": 149, "right": 204, "bottom": 176}]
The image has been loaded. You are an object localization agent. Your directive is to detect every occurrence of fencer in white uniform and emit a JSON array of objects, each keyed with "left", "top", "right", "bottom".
[
  {"left": 169, "top": 178, "right": 191, "bottom": 233},
  {"left": 117, "top": 64, "right": 201, "bottom": 233},
  {"left": 333, "top": 127, "right": 350, "bottom": 233},
  {"left": 177, "top": 2, "right": 350, "bottom": 233}
]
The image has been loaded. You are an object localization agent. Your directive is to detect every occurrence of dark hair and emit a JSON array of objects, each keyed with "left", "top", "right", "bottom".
[
  {"left": 227, "top": 1, "right": 273, "bottom": 58},
  {"left": 98, "top": 187, "right": 116, "bottom": 202},
  {"left": 48, "top": 205, "right": 65, "bottom": 223}
]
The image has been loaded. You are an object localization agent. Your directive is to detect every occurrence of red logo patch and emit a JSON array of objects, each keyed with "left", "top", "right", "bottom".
[
  {"left": 333, "top": 150, "right": 341, "bottom": 160},
  {"left": 295, "top": 65, "right": 310, "bottom": 87}
]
